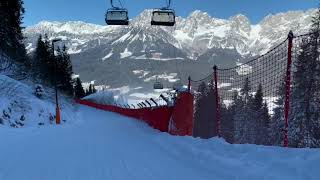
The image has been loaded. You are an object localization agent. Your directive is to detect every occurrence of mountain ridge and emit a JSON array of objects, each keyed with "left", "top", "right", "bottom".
[
  {"left": 25, "top": 8, "right": 314, "bottom": 56},
  {"left": 23, "top": 8, "right": 315, "bottom": 90}
]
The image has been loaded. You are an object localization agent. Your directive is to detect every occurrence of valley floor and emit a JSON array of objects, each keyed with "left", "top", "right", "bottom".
[{"left": 0, "top": 105, "right": 319, "bottom": 180}]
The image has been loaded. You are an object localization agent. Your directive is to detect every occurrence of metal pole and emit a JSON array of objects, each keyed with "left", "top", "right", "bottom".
[
  {"left": 110, "top": 0, "right": 114, "bottom": 7},
  {"left": 141, "top": 102, "right": 147, "bottom": 107},
  {"left": 52, "top": 41, "right": 61, "bottom": 125},
  {"left": 188, "top": 76, "right": 191, "bottom": 93},
  {"left": 150, "top": 98, "right": 158, "bottom": 106},
  {"left": 283, "top": 31, "right": 294, "bottom": 147},
  {"left": 145, "top": 100, "right": 152, "bottom": 107},
  {"left": 213, "top": 65, "right": 221, "bottom": 137}
]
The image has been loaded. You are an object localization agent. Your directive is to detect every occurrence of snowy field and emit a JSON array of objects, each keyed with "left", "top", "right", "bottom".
[{"left": 0, "top": 104, "right": 319, "bottom": 180}]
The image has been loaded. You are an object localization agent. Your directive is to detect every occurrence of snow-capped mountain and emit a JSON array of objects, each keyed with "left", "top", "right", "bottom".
[{"left": 24, "top": 9, "right": 315, "bottom": 89}]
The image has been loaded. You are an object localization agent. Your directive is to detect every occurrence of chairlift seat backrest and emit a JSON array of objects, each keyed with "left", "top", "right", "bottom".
[
  {"left": 154, "top": 82, "right": 164, "bottom": 89},
  {"left": 151, "top": 9, "right": 175, "bottom": 26},
  {"left": 105, "top": 9, "right": 129, "bottom": 25}
]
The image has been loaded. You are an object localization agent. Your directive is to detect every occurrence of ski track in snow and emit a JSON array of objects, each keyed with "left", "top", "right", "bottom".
[{"left": 0, "top": 105, "right": 319, "bottom": 180}]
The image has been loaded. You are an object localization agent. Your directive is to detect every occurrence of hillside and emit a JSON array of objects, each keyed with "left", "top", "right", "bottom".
[{"left": 0, "top": 75, "right": 77, "bottom": 127}]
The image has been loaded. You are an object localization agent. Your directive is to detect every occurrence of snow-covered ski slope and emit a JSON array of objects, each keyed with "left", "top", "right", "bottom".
[{"left": 0, "top": 105, "right": 319, "bottom": 180}]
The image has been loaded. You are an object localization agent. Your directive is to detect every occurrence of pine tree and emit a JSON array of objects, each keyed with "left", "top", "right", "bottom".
[
  {"left": 193, "top": 82, "right": 208, "bottom": 138},
  {"left": 252, "top": 84, "right": 263, "bottom": 111},
  {"left": 85, "top": 89, "right": 89, "bottom": 96},
  {"left": 233, "top": 77, "right": 254, "bottom": 144},
  {"left": 240, "top": 77, "right": 252, "bottom": 103},
  {"left": 33, "top": 34, "right": 53, "bottom": 82},
  {"left": 260, "top": 102, "right": 271, "bottom": 145},
  {"left": 0, "top": 0, "right": 26, "bottom": 62},
  {"left": 230, "top": 90, "right": 245, "bottom": 143},
  {"left": 33, "top": 36, "right": 75, "bottom": 96},
  {"left": 33, "top": 34, "right": 57, "bottom": 84},
  {"left": 204, "top": 81, "right": 217, "bottom": 138},
  {"left": 288, "top": 8, "right": 320, "bottom": 147},
  {"left": 93, "top": 85, "right": 97, "bottom": 93},
  {"left": 221, "top": 100, "right": 234, "bottom": 143},
  {"left": 250, "top": 84, "right": 270, "bottom": 145},
  {"left": 89, "top": 84, "right": 93, "bottom": 94},
  {"left": 56, "top": 45, "right": 74, "bottom": 95},
  {"left": 33, "top": 35, "right": 45, "bottom": 79},
  {"left": 74, "top": 78, "right": 85, "bottom": 99},
  {"left": 269, "top": 77, "right": 286, "bottom": 146}
]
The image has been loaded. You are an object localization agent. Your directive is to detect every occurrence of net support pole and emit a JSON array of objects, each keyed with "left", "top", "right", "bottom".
[
  {"left": 283, "top": 31, "right": 294, "bottom": 147},
  {"left": 188, "top": 76, "right": 191, "bottom": 93},
  {"left": 213, "top": 65, "right": 221, "bottom": 137}
]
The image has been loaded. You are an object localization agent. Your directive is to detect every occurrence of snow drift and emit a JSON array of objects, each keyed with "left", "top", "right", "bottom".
[{"left": 0, "top": 75, "right": 77, "bottom": 127}]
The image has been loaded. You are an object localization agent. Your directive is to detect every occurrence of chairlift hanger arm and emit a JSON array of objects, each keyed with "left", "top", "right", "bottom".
[
  {"left": 167, "top": 0, "right": 171, "bottom": 8},
  {"left": 110, "top": 0, "right": 115, "bottom": 8},
  {"left": 160, "top": 0, "right": 171, "bottom": 9},
  {"left": 110, "top": 0, "right": 124, "bottom": 9}
]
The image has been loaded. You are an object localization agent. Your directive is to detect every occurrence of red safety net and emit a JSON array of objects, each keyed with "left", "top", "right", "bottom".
[
  {"left": 169, "top": 92, "right": 194, "bottom": 136},
  {"left": 76, "top": 99, "right": 173, "bottom": 132},
  {"left": 189, "top": 32, "right": 320, "bottom": 148},
  {"left": 76, "top": 91, "right": 194, "bottom": 136}
]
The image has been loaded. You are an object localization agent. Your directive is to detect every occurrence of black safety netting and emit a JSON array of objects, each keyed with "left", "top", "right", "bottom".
[{"left": 189, "top": 32, "right": 320, "bottom": 147}]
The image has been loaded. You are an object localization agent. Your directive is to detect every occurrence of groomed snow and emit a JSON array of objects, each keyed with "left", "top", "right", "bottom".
[{"left": 0, "top": 105, "right": 319, "bottom": 180}]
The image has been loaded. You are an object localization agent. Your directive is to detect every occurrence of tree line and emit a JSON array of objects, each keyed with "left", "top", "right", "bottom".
[
  {"left": 0, "top": 0, "right": 26, "bottom": 63},
  {"left": 193, "top": 9, "right": 320, "bottom": 148},
  {"left": 0, "top": 0, "right": 96, "bottom": 99},
  {"left": 193, "top": 79, "right": 270, "bottom": 145},
  {"left": 271, "top": 8, "right": 320, "bottom": 148},
  {"left": 32, "top": 34, "right": 96, "bottom": 98}
]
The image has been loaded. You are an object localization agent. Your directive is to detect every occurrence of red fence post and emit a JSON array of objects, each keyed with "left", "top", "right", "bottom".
[
  {"left": 188, "top": 76, "right": 191, "bottom": 93},
  {"left": 283, "top": 31, "right": 294, "bottom": 147},
  {"left": 213, "top": 65, "right": 221, "bottom": 137}
]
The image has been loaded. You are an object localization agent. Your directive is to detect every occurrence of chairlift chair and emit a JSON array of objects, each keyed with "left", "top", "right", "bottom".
[
  {"left": 154, "top": 81, "right": 164, "bottom": 90},
  {"left": 151, "top": 9, "right": 176, "bottom": 26},
  {"left": 105, "top": 0, "right": 129, "bottom": 25},
  {"left": 151, "top": 0, "right": 175, "bottom": 26}
]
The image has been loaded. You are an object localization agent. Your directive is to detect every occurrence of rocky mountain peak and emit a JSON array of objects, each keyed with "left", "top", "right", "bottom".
[
  {"left": 131, "top": 9, "right": 153, "bottom": 26},
  {"left": 229, "top": 14, "right": 251, "bottom": 36},
  {"left": 24, "top": 8, "right": 314, "bottom": 58}
]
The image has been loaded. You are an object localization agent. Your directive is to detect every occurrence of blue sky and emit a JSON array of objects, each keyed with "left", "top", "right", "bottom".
[{"left": 23, "top": 0, "right": 317, "bottom": 26}]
